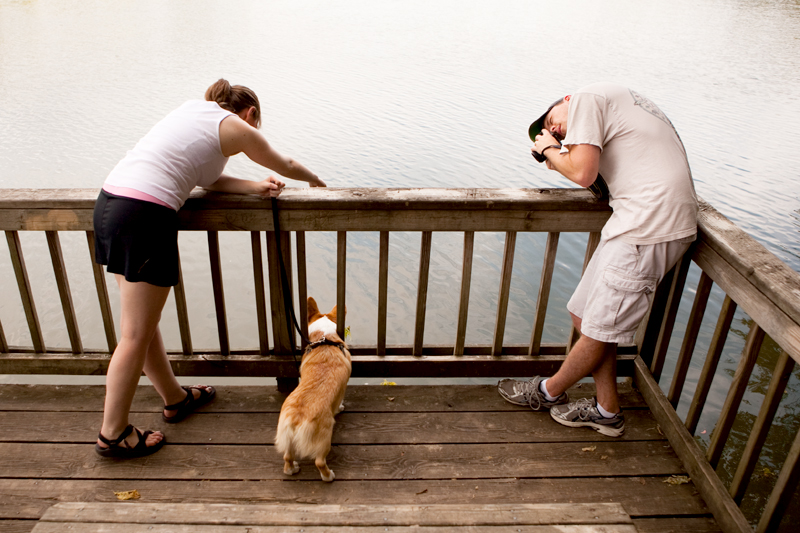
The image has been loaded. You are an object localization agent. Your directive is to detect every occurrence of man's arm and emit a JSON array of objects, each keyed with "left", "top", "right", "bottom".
[{"left": 533, "top": 131, "right": 600, "bottom": 188}]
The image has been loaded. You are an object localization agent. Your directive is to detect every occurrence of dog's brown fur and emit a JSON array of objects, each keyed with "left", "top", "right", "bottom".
[{"left": 274, "top": 297, "right": 351, "bottom": 482}]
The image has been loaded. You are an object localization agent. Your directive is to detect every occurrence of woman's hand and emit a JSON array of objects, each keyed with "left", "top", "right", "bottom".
[
  {"left": 309, "top": 175, "right": 327, "bottom": 187},
  {"left": 254, "top": 176, "right": 286, "bottom": 197}
]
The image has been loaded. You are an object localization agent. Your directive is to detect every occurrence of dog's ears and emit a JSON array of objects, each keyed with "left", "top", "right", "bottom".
[
  {"left": 328, "top": 305, "right": 346, "bottom": 322},
  {"left": 307, "top": 297, "right": 320, "bottom": 322}
]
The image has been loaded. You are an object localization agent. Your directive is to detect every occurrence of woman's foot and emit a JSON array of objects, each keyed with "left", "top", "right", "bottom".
[
  {"left": 95, "top": 424, "right": 165, "bottom": 458},
  {"left": 162, "top": 385, "right": 216, "bottom": 423}
]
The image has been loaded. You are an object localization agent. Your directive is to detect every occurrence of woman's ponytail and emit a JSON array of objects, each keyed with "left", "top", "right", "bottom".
[{"left": 205, "top": 78, "right": 261, "bottom": 127}]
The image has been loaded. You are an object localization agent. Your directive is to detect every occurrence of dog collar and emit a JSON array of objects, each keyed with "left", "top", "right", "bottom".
[{"left": 304, "top": 335, "right": 347, "bottom": 355}]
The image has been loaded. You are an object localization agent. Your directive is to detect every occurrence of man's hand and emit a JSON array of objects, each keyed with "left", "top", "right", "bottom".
[{"left": 532, "top": 129, "right": 559, "bottom": 156}]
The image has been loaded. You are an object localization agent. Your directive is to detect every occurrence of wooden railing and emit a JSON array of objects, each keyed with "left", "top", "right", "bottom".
[{"left": 1, "top": 188, "right": 799, "bottom": 533}]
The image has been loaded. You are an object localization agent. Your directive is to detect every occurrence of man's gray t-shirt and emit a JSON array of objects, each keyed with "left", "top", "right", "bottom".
[{"left": 562, "top": 82, "right": 698, "bottom": 244}]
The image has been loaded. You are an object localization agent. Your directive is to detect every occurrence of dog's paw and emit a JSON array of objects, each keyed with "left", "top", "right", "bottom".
[
  {"left": 284, "top": 461, "right": 300, "bottom": 476},
  {"left": 336, "top": 402, "right": 345, "bottom": 414},
  {"left": 321, "top": 470, "right": 335, "bottom": 483}
]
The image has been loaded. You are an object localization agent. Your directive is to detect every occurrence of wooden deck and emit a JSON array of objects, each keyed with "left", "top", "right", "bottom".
[{"left": 0, "top": 382, "right": 720, "bottom": 532}]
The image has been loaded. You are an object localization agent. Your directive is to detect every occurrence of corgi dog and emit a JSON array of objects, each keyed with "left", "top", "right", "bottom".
[{"left": 274, "top": 297, "right": 351, "bottom": 482}]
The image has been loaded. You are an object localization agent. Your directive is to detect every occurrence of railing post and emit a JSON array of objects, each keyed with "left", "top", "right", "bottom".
[{"left": 267, "top": 227, "right": 297, "bottom": 393}]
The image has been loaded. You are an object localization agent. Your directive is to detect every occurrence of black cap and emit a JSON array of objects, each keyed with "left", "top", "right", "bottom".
[{"left": 528, "top": 98, "right": 564, "bottom": 142}]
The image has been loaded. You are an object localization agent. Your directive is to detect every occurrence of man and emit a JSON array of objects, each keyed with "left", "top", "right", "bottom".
[{"left": 498, "top": 83, "right": 698, "bottom": 437}]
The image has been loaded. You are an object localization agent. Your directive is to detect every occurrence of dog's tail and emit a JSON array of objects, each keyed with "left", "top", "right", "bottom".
[{"left": 275, "top": 415, "right": 333, "bottom": 459}]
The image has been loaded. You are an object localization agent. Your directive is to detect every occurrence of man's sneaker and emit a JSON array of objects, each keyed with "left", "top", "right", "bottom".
[
  {"left": 497, "top": 376, "right": 569, "bottom": 411},
  {"left": 550, "top": 397, "right": 625, "bottom": 437}
]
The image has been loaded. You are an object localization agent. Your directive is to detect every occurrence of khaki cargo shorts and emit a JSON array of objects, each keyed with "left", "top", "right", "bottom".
[{"left": 567, "top": 235, "right": 695, "bottom": 344}]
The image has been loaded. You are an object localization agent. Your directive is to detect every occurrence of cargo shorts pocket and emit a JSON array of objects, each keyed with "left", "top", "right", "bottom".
[{"left": 590, "top": 266, "right": 658, "bottom": 331}]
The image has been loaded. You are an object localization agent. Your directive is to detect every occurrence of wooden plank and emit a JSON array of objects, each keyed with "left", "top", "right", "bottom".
[
  {"left": 296, "top": 231, "right": 309, "bottom": 347},
  {"left": 32, "top": 518, "right": 640, "bottom": 532},
  {"left": 756, "top": 423, "right": 800, "bottom": 533},
  {"left": 685, "top": 296, "right": 737, "bottom": 435},
  {"left": 492, "top": 232, "right": 516, "bottom": 356},
  {"left": 730, "top": 349, "right": 795, "bottom": 503},
  {"left": 706, "top": 323, "right": 765, "bottom": 468},
  {"left": 44, "top": 231, "right": 82, "bottom": 354},
  {"left": 0, "top": 352, "right": 639, "bottom": 378},
  {"left": 633, "top": 357, "right": 753, "bottom": 533},
  {"left": 0, "top": 520, "right": 34, "bottom": 533},
  {"left": 567, "top": 232, "right": 600, "bottom": 351},
  {"left": 413, "top": 231, "right": 432, "bottom": 357},
  {"left": 0, "top": 383, "right": 647, "bottom": 413},
  {"left": 667, "top": 271, "right": 713, "bottom": 408},
  {"left": 455, "top": 231, "right": 474, "bottom": 356},
  {"left": 337, "top": 231, "right": 346, "bottom": 338},
  {"left": 692, "top": 239, "right": 800, "bottom": 365},
  {"left": 250, "top": 232, "right": 269, "bottom": 354},
  {"left": 0, "top": 409, "right": 664, "bottom": 445},
  {"left": 5, "top": 231, "right": 44, "bottom": 353},
  {"left": 85, "top": 231, "right": 116, "bottom": 353},
  {"left": 530, "top": 232, "right": 559, "bottom": 356},
  {"left": 0, "top": 441, "right": 685, "bottom": 480},
  {"left": 0, "top": 476, "right": 709, "bottom": 521},
  {"left": 207, "top": 231, "right": 229, "bottom": 356},
  {"left": 37, "top": 502, "right": 632, "bottom": 526},
  {"left": 650, "top": 252, "right": 691, "bottom": 382},
  {"left": 633, "top": 517, "right": 721, "bottom": 533},
  {"left": 378, "top": 231, "right": 389, "bottom": 355}
]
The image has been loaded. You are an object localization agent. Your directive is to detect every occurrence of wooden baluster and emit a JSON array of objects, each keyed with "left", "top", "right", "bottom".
[
  {"left": 413, "top": 231, "right": 432, "bottom": 357},
  {"left": 454, "top": 231, "right": 474, "bottom": 356},
  {"left": 492, "top": 231, "right": 517, "bottom": 357},
  {"left": 250, "top": 232, "right": 269, "bottom": 355},
  {"left": 567, "top": 232, "right": 600, "bottom": 353},
  {"left": 6, "top": 231, "right": 45, "bottom": 353},
  {"left": 756, "top": 423, "right": 800, "bottom": 533},
  {"left": 378, "top": 231, "right": 389, "bottom": 356},
  {"left": 667, "top": 271, "right": 713, "bottom": 408},
  {"left": 267, "top": 227, "right": 297, "bottom": 393},
  {"left": 172, "top": 246, "right": 192, "bottom": 356},
  {"left": 730, "top": 349, "right": 795, "bottom": 503},
  {"left": 337, "top": 231, "right": 346, "bottom": 339},
  {"left": 706, "top": 323, "right": 766, "bottom": 468},
  {"left": 86, "top": 231, "right": 116, "bottom": 353},
  {"left": 0, "top": 319, "right": 7, "bottom": 353},
  {"left": 296, "top": 231, "right": 309, "bottom": 348},
  {"left": 45, "top": 231, "right": 82, "bottom": 354},
  {"left": 207, "top": 231, "right": 229, "bottom": 356},
  {"left": 529, "top": 232, "right": 559, "bottom": 356},
  {"left": 685, "top": 295, "right": 737, "bottom": 435},
  {"left": 650, "top": 252, "right": 692, "bottom": 381}
]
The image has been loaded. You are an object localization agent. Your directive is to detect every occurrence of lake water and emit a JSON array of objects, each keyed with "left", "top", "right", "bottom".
[{"left": 1, "top": 0, "right": 799, "bottom": 527}]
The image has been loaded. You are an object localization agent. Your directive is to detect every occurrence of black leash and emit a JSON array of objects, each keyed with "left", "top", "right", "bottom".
[{"left": 271, "top": 196, "right": 310, "bottom": 368}]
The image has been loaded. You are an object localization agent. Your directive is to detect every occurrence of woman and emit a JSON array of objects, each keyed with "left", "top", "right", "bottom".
[{"left": 93, "top": 79, "right": 325, "bottom": 457}]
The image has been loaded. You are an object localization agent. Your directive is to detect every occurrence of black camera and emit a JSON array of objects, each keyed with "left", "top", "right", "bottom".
[{"left": 530, "top": 143, "right": 608, "bottom": 200}]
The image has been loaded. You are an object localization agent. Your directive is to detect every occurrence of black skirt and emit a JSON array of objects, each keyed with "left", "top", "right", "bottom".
[{"left": 93, "top": 189, "right": 179, "bottom": 287}]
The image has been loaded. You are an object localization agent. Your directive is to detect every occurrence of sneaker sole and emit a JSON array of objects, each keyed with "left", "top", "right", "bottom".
[{"left": 550, "top": 412, "right": 624, "bottom": 438}]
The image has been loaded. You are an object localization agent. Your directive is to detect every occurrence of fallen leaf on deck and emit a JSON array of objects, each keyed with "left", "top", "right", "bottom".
[
  {"left": 381, "top": 380, "right": 397, "bottom": 386},
  {"left": 416, "top": 489, "right": 428, "bottom": 495},
  {"left": 663, "top": 475, "right": 691, "bottom": 485},
  {"left": 600, "top": 455, "right": 608, "bottom": 460},
  {"left": 114, "top": 490, "right": 140, "bottom": 501},
  {"left": 387, "top": 397, "right": 395, "bottom": 401},
  {"left": 582, "top": 446, "right": 596, "bottom": 452}
]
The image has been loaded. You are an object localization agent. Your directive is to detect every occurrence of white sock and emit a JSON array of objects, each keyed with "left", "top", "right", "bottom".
[
  {"left": 539, "top": 379, "right": 558, "bottom": 401},
  {"left": 596, "top": 401, "right": 618, "bottom": 419}
]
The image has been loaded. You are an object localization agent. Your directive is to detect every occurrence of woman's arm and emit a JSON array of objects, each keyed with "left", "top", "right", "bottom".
[
  {"left": 203, "top": 174, "right": 285, "bottom": 197},
  {"left": 217, "top": 115, "right": 326, "bottom": 187}
]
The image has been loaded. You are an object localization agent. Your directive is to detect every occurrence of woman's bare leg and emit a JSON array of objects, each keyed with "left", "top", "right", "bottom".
[{"left": 97, "top": 275, "right": 170, "bottom": 449}]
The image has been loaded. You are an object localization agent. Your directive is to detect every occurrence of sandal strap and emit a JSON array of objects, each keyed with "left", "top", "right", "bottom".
[
  {"left": 164, "top": 387, "right": 192, "bottom": 411},
  {"left": 97, "top": 424, "right": 134, "bottom": 447}
]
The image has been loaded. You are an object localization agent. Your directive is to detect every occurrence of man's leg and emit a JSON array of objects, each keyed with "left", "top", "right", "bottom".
[{"left": 542, "top": 314, "right": 619, "bottom": 414}]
